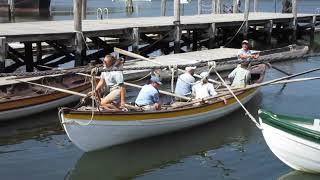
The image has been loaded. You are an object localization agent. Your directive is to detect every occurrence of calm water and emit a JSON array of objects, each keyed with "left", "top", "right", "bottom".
[
  {"left": 1, "top": 0, "right": 320, "bottom": 180},
  {"left": 1, "top": 0, "right": 320, "bottom": 22}
]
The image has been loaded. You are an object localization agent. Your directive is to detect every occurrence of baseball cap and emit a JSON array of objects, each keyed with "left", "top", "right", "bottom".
[
  {"left": 200, "top": 72, "right": 209, "bottom": 79},
  {"left": 242, "top": 40, "right": 249, "bottom": 44},
  {"left": 185, "top": 66, "right": 197, "bottom": 71},
  {"left": 150, "top": 76, "right": 162, "bottom": 85}
]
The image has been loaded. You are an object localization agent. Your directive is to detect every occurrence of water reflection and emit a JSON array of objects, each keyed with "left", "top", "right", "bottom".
[
  {"left": 65, "top": 93, "right": 262, "bottom": 180},
  {"left": 278, "top": 171, "right": 320, "bottom": 180}
]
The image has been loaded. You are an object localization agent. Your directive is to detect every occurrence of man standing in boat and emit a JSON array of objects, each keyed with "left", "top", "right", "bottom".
[
  {"left": 238, "top": 40, "right": 259, "bottom": 61},
  {"left": 174, "top": 66, "right": 196, "bottom": 101},
  {"left": 135, "top": 76, "right": 162, "bottom": 110},
  {"left": 91, "top": 55, "right": 126, "bottom": 111}
]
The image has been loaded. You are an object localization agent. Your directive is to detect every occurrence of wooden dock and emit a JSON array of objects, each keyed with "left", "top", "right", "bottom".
[{"left": 0, "top": 12, "right": 318, "bottom": 73}]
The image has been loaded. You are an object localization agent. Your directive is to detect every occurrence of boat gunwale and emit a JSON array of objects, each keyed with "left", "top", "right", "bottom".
[
  {"left": 61, "top": 88, "right": 258, "bottom": 120},
  {"left": 259, "top": 109, "right": 320, "bottom": 144}
]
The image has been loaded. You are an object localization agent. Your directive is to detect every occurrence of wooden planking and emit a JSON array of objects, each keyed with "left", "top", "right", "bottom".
[{"left": 0, "top": 13, "right": 319, "bottom": 42}]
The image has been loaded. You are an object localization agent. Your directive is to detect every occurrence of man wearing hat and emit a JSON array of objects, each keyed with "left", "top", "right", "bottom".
[
  {"left": 174, "top": 66, "right": 196, "bottom": 101},
  {"left": 135, "top": 76, "right": 162, "bottom": 110},
  {"left": 238, "top": 40, "right": 259, "bottom": 61},
  {"left": 228, "top": 62, "right": 251, "bottom": 88}
]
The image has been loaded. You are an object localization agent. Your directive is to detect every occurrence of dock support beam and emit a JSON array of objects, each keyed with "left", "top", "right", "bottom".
[
  {"left": 36, "top": 42, "right": 42, "bottom": 63},
  {"left": 310, "top": 15, "right": 316, "bottom": 45},
  {"left": 266, "top": 20, "right": 273, "bottom": 44},
  {"left": 192, "top": 30, "right": 198, "bottom": 51},
  {"left": 292, "top": 0, "right": 297, "bottom": 41},
  {"left": 208, "top": 23, "right": 216, "bottom": 49},
  {"left": 132, "top": 28, "right": 140, "bottom": 53},
  {"left": 198, "top": 0, "right": 202, "bottom": 15},
  {"left": 243, "top": 0, "right": 250, "bottom": 39},
  {"left": 0, "top": 37, "right": 6, "bottom": 73},
  {"left": 174, "top": 0, "right": 181, "bottom": 53},
  {"left": 161, "top": 0, "right": 166, "bottom": 16},
  {"left": 82, "top": 0, "right": 87, "bottom": 20},
  {"left": 24, "top": 42, "right": 33, "bottom": 72}
]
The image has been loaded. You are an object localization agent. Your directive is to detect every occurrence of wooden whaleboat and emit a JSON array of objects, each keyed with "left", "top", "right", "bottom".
[
  {"left": 258, "top": 109, "right": 320, "bottom": 173},
  {"left": 59, "top": 63, "right": 266, "bottom": 153},
  {"left": 0, "top": 74, "right": 91, "bottom": 121}
]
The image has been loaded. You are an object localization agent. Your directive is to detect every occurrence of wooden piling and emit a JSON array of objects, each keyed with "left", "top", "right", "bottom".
[
  {"left": 8, "top": 0, "right": 15, "bottom": 21},
  {"left": 292, "top": 0, "right": 297, "bottom": 41},
  {"left": 82, "top": 0, "right": 87, "bottom": 20},
  {"left": 216, "top": 0, "right": 220, "bottom": 14},
  {"left": 74, "top": 0, "right": 85, "bottom": 66},
  {"left": 198, "top": 0, "right": 202, "bottom": 15},
  {"left": 244, "top": 0, "right": 250, "bottom": 39},
  {"left": 24, "top": 42, "right": 33, "bottom": 72},
  {"left": 174, "top": 0, "right": 181, "bottom": 53},
  {"left": 208, "top": 23, "right": 216, "bottom": 49},
  {"left": 132, "top": 28, "right": 139, "bottom": 53},
  {"left": 254, "top": 0, "right": 258, "bottom": 12},
  {"left": 233, "top": 0, "right": 239, "bottom": 13},
  {"left": 212, "top": 0, "right": 216, "bottom": 14},
  {"left": 0, "top": 37, "right": 6, "bottom": 73},
  {"left": 310, "top": 15, "right": 316, "bottom": 45},
  {"left": 161, "top": 0, "right": 166, "bottom": 16}
]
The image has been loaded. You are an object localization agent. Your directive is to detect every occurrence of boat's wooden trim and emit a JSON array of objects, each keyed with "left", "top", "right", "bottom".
[
  {"left": 259, "top": 110, "right": 320, "bottom": 144},
  {"left": 63, "top": 88, "right": 257, "bottom": 121},
  {"left": 0, "top": 83, "right": 91, "bottom": 111}
]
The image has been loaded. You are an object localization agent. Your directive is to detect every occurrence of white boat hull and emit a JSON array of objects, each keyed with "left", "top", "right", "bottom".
[
  {"left": 260, "top": 119, "right": 320, "bottom": 173},
  {"left": 61, "top": 89, "right": 258, "bottom": 152},
  {"left": 0, "top": 95, "right": 81, "bottom": 121}
]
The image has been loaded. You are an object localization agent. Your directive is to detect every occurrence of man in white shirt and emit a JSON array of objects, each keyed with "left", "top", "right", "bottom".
[
  {"left": 174, "top": 66, "right": 196, "bottom": 100},
  {"left": 228, "top": 62, "right": 251, "bottom": 88},
  {"left": 237, "top": 40, "right": 259, "bottom": 61},
  {"left": 92, "top": 55, "right": 126, "bottom": 111},
  {"left": 192, "top": 72, "right": 227, "bottom": 104}
]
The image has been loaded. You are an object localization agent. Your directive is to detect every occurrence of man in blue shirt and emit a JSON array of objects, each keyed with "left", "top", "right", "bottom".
[
  {"left": 135, "top": 76, "right": 162, "bottom": 110},
  {"left": 174, "top": 66, "right": 196, "bottom": 101}
]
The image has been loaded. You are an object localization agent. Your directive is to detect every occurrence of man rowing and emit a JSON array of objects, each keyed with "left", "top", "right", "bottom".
[
  {"left": 192, "top": 72, "right": 227, "bottom": 104},
  {"left": 228, "top": 62, "right": 251, "bottom": 88},
  {"left": 135, "top": 76, "right": 162, "bottom": 110},
  {"left": 238, "top": 40, "right": 259, "bottom": 61},
  {"left": 91, "top": 55, "right": 126, "bottom": 111},
  {"left": 174, "top": 66, "right": 196, "bottom": 101}
]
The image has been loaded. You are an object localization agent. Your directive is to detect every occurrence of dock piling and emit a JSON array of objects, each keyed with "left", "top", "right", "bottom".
[
  {"left": 132, "top": 28, "right": 140, "bottom": 53},
  {"left": 244, "top": 0, "right": 250, "bottom": 39},
  {"left": 161, "top": 0, "right": 166, "bottom": 16},
  {"left": 254, "top": 0, "right": 258, "bottom": 12},
  {"left": 212, "top": 0, "right": 216, "bottom": 14},
  {"left": 198, "top": 0, "right": 202, "bottom": 15},
  {"left": 82, "top": 0, "right": 87, "bottom": 20},
  {"left": 233, "top": 0, "right": 239, "bottom": 13},
  {"left": 24, "top": 42, "right": 33, "bottom": 72},
  {"left": 0, "top": 37, "right": 6, "bottom": 73},
  {"left": 174, "top": 0, "right": 181, "bottom": 53},
  {"left": 292, "top": 0, "right": 297, "bottom": 41},
  {"left": 216, "top": 0, "right": 220, "bottom": 14},
  {"left": 74, "top": 0, "right": 86, "bottom": 66},
  {"left": 266, "top": 20, "right": 273, "bottom": 43},
  {"left": 208, "top": 23, "right": 216, "bottom": 49}
]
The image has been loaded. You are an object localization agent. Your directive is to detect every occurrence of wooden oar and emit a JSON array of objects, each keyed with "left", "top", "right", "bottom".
[
  {"left": 77, "top": 72, "right": 192, "bottom": 101},
  {"left": 114, "top": 47, "right": 222, "bottom": 85}
]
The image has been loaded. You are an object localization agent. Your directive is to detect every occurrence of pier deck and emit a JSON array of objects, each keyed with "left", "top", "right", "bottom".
[{"left": 0, "top": 12, "right": 318, "bottom": 42}]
